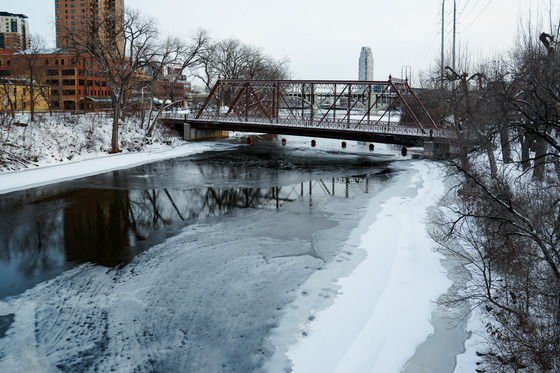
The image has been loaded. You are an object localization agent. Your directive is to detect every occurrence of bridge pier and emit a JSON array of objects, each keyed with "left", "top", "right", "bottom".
[
  {"left": 184, "top": 123, "right": 229, "bottom": 141},
  {"left": 423, "top": 141, "right": 450, "bottom": 159}
]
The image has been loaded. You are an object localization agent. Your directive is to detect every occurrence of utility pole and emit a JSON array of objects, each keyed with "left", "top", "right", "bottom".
[
  {"left": 441, "top": 0, "right": 445, "bottom": 89},
  {"left": 452, "top": 0, "right": 456, "bottom": 73},
  {"left": 441, "top": 0, "right": 457, "bottom": 89}
]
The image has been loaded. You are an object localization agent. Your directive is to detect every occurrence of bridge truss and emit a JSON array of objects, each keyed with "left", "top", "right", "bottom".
[
  {"left": 163, "top": 78, "right": 452, "bottom": 146},
  {"left": 197, "top": 77, "right": 436, "bottom": 129}
]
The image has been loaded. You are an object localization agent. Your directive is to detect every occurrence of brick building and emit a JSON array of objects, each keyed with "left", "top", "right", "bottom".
[
  {"left": 55, "top": 0, "right": 125, "bottom": 51},
  {"left": 0, "top": 52, "right": 109, "bottom": 110},
  {"left": 0, "top": 0, "right": 190, "bottom": 112}
]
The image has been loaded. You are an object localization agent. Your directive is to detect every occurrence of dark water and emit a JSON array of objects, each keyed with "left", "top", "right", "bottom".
[{"left": 0, "top": 138, "right": 400, "bottom": 300}]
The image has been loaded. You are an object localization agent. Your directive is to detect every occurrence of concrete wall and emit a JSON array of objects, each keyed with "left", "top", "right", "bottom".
[{"left": 183, "top": 124, "right": 229, "bottom": 141}]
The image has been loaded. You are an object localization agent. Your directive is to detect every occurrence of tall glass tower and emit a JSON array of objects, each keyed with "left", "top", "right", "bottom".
[{"left": 358, "top": 47, "right": 373, "bottom": 81}]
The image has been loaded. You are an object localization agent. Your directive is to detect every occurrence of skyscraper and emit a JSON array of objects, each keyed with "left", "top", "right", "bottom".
[
  {"left": 55, "top": 0, "right": 124, "bottom": 50},
  {"left": 0, "top": 12, "right": 29, "bottom": 53},
  {"left": 358, "top": 46, "right": 373, "bottom": 81}
]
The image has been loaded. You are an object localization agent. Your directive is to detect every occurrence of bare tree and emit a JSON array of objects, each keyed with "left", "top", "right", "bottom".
[
  {"left": 194, "top": 37, "right": 290, "bottom": 91},
  {"left": 145, "top": 30, "right": 208, "bottom": 137},
  {"left": 0, "top": 79, "right": 17, "bottom": 120},
  {"left": 16, "top": 34, "right": 52, "bottom": 121},
  {"left": 61, "top": 8, "right": 159, "bottom": 153},
  {"left": 431, "top": 19, "right": 560, "bottom": 372}
]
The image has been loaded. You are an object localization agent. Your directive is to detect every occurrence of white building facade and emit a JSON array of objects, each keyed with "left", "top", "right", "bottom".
[{"left": 358, "top": 46, "right": 374, "bottom": 81}]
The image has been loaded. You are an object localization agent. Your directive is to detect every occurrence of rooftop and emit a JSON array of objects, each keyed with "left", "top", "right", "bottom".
[{"left": 0, "top": 12, "right": 28, "bottom": 19}]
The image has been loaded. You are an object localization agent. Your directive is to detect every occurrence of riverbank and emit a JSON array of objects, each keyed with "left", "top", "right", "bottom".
[{"left": 0, "top": 141, "right": 221, "bottom": 195}]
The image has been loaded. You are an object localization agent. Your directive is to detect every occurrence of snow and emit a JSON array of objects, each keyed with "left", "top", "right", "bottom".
[
  {"left": 264, "top": 162, "right": 456, "bottom": 372},
  {"left": 0, "top": 132, "right": 481, "bottom": 372}
]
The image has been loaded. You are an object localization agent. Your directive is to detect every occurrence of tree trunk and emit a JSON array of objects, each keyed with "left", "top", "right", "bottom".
[
  {"left": 521, "top": 134, "right": 531, "bottom": 171},
  {"left": 486, "top": 142, "right": 498, "bottom": 178},
  {"left": 499, "top": 124, "right": 513, "bottom": 163},
  {"left": 29, "top": 86, "right": 35, "bottom": 122},
  {"left": 532, "top": 135, "right": 547, "bottom": 181},
  {"left": 111, "top": 103, "right": 120, "bottom": 153}
]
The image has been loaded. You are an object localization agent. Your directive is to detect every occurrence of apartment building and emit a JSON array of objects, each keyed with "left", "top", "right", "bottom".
[
  {"left": 55, "top": 0, "right": 125, "bottom": 51},
  {"left": 0, "top": 12, "right": 29, "bottom": 53}
]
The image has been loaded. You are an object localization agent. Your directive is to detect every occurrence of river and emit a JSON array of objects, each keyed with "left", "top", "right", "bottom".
[{"left": 0, "top": 136, "right": 470, "bottom": 372}]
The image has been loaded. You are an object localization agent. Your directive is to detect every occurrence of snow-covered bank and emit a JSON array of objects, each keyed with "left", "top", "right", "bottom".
[
  {"left": 0, "top": 142, "right": 227, "bottom": 195},
  {"left": 264, "top": 162, "right": 464, "bottom": 372}
]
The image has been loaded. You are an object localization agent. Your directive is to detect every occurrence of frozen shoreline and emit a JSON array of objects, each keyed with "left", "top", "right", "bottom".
[
  {"left": 0, "top": 142, "right": 221, "bottom": 195},
  {"left": 264, "top": 161, "right": 469, "bottom": 372}
]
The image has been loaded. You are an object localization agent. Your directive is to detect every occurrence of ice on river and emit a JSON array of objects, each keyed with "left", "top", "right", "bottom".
[{"left": 0, "top": 144, "right": 464, "bottom": 372}]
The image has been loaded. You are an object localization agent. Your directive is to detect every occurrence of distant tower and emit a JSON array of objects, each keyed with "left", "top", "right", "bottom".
[
  {"left": 358, "top": 46, "right": 373, "bottom": 81},
  {"left": 0, "top": 12, "right": 29, "bottom": 53}
]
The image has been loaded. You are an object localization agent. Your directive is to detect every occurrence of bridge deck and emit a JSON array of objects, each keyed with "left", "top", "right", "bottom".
[{"left": 163, "top": 113, "right": 453, "bottom": 146}]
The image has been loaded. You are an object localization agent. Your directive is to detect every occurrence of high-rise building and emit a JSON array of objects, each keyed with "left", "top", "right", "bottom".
[
  {"left": 358, "top": 46, "right": 374, "bottom": 81},
  {"left": 55, "top": 0, "right": 125, "bottom": 50},
  {"left": 0, "top": 12, "right": 29, "bottom": 53}
]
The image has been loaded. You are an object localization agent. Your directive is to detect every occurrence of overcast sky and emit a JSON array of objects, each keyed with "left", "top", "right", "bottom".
[{"left": 4, "top": 0, "right": 558, "bottom": 84}]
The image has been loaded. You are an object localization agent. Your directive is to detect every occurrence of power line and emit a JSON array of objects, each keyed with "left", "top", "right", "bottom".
[
  {"left": 411, "top": 3, "right": 443, "bottom": 70},
  {"left": 460, "top": 0, "right": 494, "bottom": 32},
  {"left": 458, "top": 0, "right": 484, "bottom": 24}
]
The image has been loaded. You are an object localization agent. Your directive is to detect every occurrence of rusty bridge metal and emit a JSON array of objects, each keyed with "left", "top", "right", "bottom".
[{"left": 164, "top": 78, "right": 452, "bottom": 146}]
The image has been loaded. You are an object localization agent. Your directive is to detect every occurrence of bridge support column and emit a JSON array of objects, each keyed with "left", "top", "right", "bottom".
[
  {"left": 423, "top": 141, "right": 451, "bottom": 159},
  {"left": 423, "top": 141, "right": 434, "bottom": 159},
  {"left": 184, "top": 124, "right": 192, "bottom": 140}
]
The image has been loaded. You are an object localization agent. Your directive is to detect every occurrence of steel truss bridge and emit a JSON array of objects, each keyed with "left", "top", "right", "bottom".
[{"left": 163, "top": 78, "right": 453, "bottom": 147}]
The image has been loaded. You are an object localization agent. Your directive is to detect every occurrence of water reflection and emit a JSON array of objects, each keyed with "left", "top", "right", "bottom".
[
  {"left": 64, "top": 189, "right": 132, "bottom": 266},
  {"left": 0, "top": 145, "right": 394, "bottom": 299}
]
